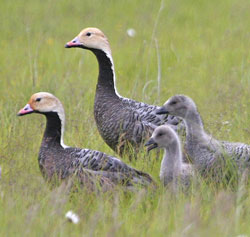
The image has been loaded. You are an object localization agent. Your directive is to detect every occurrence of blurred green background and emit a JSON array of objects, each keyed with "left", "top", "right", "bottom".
[{"left": 0, "top": 0, "right": 249, "bottom": 236}]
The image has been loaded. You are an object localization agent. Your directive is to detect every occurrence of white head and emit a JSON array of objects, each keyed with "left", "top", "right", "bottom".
[
  {"left": 65, "top": 27, "right": 121, "bottom": 97},
  {"left": 156, "top": 95, "right": 197, "bottom": 119},
  {"left": 17, "top": 92, "right": 68, "bottom": 148},
  {"left": 65, "top": 27, "right": 112, "bottom": 57},
  {"left": 145, "top": 125, "right": 181, "bottom": 151}
]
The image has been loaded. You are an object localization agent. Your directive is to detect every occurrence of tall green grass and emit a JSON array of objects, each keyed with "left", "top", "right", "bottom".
[{"left": 0, "top": 0, "right": 250, "bottom": 236}]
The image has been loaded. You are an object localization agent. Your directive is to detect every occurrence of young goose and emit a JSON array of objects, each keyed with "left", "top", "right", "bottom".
[
  {"left": 17, "top": 92, "right": 155, "bottom": 189},
  {"left": 156, "top": 95, "right": 250, "bottom": 174},
  {"left": 145, "top": 125, "right": 193, "bottom": 188},
  {"left": 65, "top": 27, "right": 182, "bottom": 157}
]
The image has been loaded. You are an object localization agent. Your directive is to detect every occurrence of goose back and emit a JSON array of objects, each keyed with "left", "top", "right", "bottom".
[
  {"left": 157, "top": 95, "right": 250, "bottom": 175},
  {"left": 65, "top": 28, "right": 183, "bottom": 157},
  {"left": 18, "top": 92, "right": 156, "bottom": 190}
]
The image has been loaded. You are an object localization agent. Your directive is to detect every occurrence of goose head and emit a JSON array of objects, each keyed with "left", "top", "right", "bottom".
[
  {"left": 65, "top": 27, "right": 111, "bottom": 55},
  {"left": 17, "top": 92, "right": 68, "bottom": 148},
  {"left": 17, "top": 92, "right": 64, "bottom": 118},
  {"left": 156, "top": 95, "right": 196, "bottom": 119},
  {"left": 145, "top": 125, "right": 178, "bottom": 152}
]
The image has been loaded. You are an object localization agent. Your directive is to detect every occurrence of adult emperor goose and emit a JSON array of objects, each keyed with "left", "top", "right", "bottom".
[
  {"left": 146, "top": 125, "right": 193, "bottom": 189},
  {"left": 65, "top": 27, "right": 182, "bottom": 157},
  {"left": 17, "top": 92, "right": 155, "bottom": 190},
  {"left": 156, "top": 95, "right": 250, "bottom": 175}
]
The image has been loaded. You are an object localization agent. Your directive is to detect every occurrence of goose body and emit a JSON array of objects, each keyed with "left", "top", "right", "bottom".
[
  {"left": 18, "top": 92, "right": 155, "bottom": 190},
  {"left": 156, "top": 95, "right": 250, "bottom": 175},
  {"left": 146, "top": 125, "right": 193, "bottom": 189},
  {"left": 65, "top": 28, "right": 182, "bottom": 156}
]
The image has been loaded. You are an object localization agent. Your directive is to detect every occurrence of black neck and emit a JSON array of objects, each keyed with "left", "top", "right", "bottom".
[
  {"left": 92, "top": 49, "right": 117, "bottom": 96},
  {"left": 41, "top": 112, "right": 62, "bottom": 146}
]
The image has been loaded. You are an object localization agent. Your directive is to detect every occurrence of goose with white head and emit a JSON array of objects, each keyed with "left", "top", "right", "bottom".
[
  {"left": 18, "top": 92, "right": 156, "bottom": 190},
  {"left": 65, "top": 27, "right": 182, "bottom": 157},
  {"left": 156, "top": 95, "right": 250, "bottom": 175},
  {"left": 145, "top": 125, "right": 193, "bottom": 189}
]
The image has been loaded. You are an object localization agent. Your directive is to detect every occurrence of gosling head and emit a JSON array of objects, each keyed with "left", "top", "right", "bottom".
[
  {"left": 156, "top": 95, "right": 196, "bottom": 119},
  {"left": 145, "top": 125, "right": 179, "bottom": 152},
  {"left": 65, "top": 27, "right": 111, "bottom": 55},
  {"left": 17, "top": 92, "right": 64, "bottom": 117}
]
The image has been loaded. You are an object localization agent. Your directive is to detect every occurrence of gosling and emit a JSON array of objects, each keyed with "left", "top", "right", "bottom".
[
  {"left": 145, "top": 125, "right": 193, "bottom": 189},
  {"left": 156, "top": 95, "right": 250, "bottom": 176}
]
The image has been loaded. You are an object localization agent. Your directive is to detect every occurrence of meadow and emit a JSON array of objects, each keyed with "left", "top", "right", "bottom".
[{"left": 0, "top": 0, "right": 250, "bottom": 236}]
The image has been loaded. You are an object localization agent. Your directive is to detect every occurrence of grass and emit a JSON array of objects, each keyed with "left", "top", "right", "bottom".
[{"left": 0, "top": 0, "right": 250, "bottom": 236}]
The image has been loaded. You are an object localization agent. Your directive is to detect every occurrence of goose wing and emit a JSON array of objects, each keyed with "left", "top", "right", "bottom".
[
  {"left": 73, "top": 167, "right": 116, "bottom": 191},
  {"left": 84, "top": 169, "right": 155, "bottom": 188},
  {"left": 70, "top": 148, "right": 134, "bottom": 172},
  {"left": 221, "top": 141, "right": 250, "bottom": 168},
  {"left": 68, "top": 148, "right": 155, "bottom": 186},
  {"left": 124, "top": 98, "right": 180, "bottom": 124},
  {"left": 121, "top": 110, "right": 156, "bottom": 144},
  {"left": 123, "top": 98, "right": 183, "bottom": 129}
]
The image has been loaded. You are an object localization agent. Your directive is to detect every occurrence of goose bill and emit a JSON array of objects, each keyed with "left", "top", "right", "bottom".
[
  {"left": 17, "top": 104, "right": 34, "bottom": 116},
  {"left": 145, "top": 138, "right": 158, "bottom": 152},
  {"left": 65, "top": 37, "right": 82, "bottom": 48},
  {"left": 155, "top": 107, "right": 169, "bottom": 115}
]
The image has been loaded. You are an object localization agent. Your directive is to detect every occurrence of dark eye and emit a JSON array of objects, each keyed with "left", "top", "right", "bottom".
[
  {"left": 158, "top": 133, "right": 163, "bottom": 137},
  {"left": 170, "top": 101, "right": 177, "bottom": 105},
  {"left": 86, "top": 32, "right": 91, "bottom": 37},
  {"left": 36, "top": 98, "right": 41, "bottom": 102}
]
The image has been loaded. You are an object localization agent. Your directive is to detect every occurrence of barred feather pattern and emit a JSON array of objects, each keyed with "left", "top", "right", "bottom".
[
  {"left": 39, "top": 145, "right": 155, "bottom": 188},
  {"left": 185, "top": 138, "right": 250, "bottom": 178},
  {"left": 162, "top": 95, "right": 250, "bottom": 175},
  {"left": 65, "top": 28, "right": 184, "bottom": 157},
  {"left": 125, "top": 98, "right": 180, "bottom": 126},
  {"left": 90, "top": 48, "right": 184, "bottom": 156},
  {"left": 221, "top": 141, "right": 250, "bottom": 168},
  {"left": 184, "top": 124, "right": 250, "bottom": 175},
  {"left": 93, "top": 72, "right": 183, "bottom": 156},
  {"left": 19, "top": 93, "right": 157, "bottom": 191}
]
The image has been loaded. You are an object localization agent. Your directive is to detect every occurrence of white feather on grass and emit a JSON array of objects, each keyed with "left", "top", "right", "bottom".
[{"left": 65, "top": 210, "right": 79, "bottom": 224}]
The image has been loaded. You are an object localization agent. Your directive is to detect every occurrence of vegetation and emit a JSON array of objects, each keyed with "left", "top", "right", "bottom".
[{"left": 0, "top": 0, "right": 249, "bottom": 236}]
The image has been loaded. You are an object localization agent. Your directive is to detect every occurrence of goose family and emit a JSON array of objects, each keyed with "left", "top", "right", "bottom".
[
  {"left": 156, "top": 95, "right": 250, "bottom": 175},
  {"left": 65, "top": 27, "right": 183, "bottom": 157},
  {"left": 145, "top": 125, "right": 193, "bottom": 189},
  {"left": 17, "top": 92, "right": 156, "bottom": 190}
]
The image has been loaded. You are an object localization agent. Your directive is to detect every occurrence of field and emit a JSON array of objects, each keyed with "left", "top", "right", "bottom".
[{"left": 0, "top": 0, "right": 250, "bottom": 236}]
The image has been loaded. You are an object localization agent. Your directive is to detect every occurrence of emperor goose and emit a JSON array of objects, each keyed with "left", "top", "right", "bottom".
[
  {"left": 146, "top": 125, "right": 193, "bottom": 189},
  {"left": 156, "top": 95, "right": 250, "bottom": 175},
  {"left": 65, "top": 27, "right": 182, "bottom": 157},
  {"left": 17, "top": 92, "right": 156, "bottom": 190}
]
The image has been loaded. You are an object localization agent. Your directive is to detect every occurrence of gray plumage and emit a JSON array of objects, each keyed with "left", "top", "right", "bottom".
[
  {"left": 146, "top": 125, "right": 193, "bottom": 189},
  {"left": 18, "top": 92, "right": 156, "bottom": 191},
  {"left": 156, "top": 95, "right": 250, "bottom": 175},
  {"left": 65, "top": 27, "right": 183, "bottom": 157}
]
